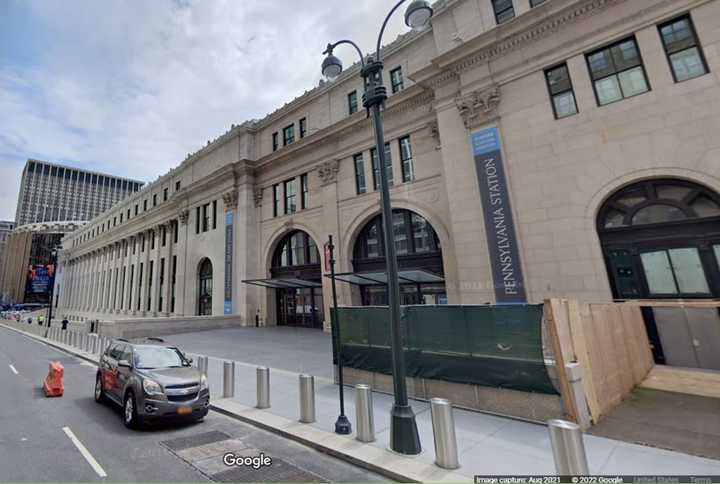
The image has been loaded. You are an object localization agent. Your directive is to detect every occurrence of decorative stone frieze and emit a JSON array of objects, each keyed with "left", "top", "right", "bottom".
[
  {"left": 223, "top": 190, "right": 239, "bottom": 210},
  {"left": 178, "top": 209, "right": 189, "bottom": 225},
  {"left": 454, "top": 85, "right": 501, "bottom": 129},
  {"left": 317, "top": 160, "right": 340, "bottom": 186}
]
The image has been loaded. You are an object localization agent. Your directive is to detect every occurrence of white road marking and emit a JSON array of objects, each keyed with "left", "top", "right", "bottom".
[
  {"left": 62, "top": 426, "right": 108, "bottom": 478},
  {"left": 8, "top": 364, "right": 18, "bottom": 375}
]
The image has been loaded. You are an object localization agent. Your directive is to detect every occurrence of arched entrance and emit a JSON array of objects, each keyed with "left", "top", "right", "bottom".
[
  {"left": 597, "top": 178, "right": 720, "bottom": 299},
  {"left": 352, "top": 209, "right": 446, "bottom": 305},
  {"left": 270, "top": 230, "right": 323, "bottom": 328},
  {"left": 198, "top": 258, "right": 213, "bottom": 316}
]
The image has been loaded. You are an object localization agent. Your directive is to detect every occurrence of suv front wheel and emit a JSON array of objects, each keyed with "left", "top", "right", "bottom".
[
  {"left": 123, "top": 391, "right": 142, "bottom": 429},
  {"left": 94, "top": 375, "right": 105, "bottom": 403}
]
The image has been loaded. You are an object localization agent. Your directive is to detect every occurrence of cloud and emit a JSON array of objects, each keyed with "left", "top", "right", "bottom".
[{"left": 0, "top": 0, "right": 411, "bottom": 221}]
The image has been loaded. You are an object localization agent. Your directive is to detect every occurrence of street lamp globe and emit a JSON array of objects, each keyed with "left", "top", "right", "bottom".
[
  {"left": 322, "top": 53, "right": 343, "bottom": 80},
  {"left": 404, "top": 0, "right": 433, "bottom": 31}
]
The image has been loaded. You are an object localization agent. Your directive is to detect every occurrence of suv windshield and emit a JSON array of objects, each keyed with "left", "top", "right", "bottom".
[{"left": 133, "top": 346, "right": 190, "bottom": 369}]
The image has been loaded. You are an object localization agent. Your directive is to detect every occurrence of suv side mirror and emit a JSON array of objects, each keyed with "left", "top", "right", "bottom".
[{"left": 117, "top": 359, "right": 131, "bottom": 368}]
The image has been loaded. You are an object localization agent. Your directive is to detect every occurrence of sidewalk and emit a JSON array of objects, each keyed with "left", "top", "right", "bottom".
[{"left": 5, "top": 321, "right": 720, "bottom": 482}]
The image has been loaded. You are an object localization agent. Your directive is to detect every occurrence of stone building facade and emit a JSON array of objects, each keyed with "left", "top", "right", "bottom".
[{"left": 56, "top": 0, "right": 720, "bottom": 329}]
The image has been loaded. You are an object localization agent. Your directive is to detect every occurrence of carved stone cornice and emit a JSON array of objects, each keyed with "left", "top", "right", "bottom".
[
  {"left": 178, "top": 209, "right": 189, "bottom": 225},
  {"left": 317, "top": 160, "right": 340, "bottom": 186},
  {"left": 454, "top": 85, "right": 501, "bottom": 129},
  {"left": 223, "top": 190, "right": 239, "bottom": 210},
  {"left": 254, "top": 189, "right": 263, "bottom": 207}
]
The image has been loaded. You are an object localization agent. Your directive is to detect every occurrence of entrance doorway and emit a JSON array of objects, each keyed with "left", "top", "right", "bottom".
[{"left": 277, "top": 287, "right": 324, "bottom": 329}]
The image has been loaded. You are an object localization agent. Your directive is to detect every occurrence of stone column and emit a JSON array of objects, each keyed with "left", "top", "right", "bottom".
[
  {"left": 151, "top": 224, "right": 163, "bottom": 316},
  {"left": 161, "top": 221, "right": 174, "bottom": 317},
  {"left": 129, "top": 235, "right": 141, "bottom": 315},
  {"left": 123, "top": 237, "right": 134, "bottom": 314},
  {"left": 141, "top": 229, "right": 152, "bottom": 316},
  {"left": 109, "top": 243, "right": 118, "bottom": 312},
  {"left": 317, "top": 159, "right": 341, "bottom": 333},
  {"left": 175, "top": 209, "right": 190, "bottom": 316}
]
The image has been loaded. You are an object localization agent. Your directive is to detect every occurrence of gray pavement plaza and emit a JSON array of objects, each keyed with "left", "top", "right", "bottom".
[
  {"left": 0, "top": 324, "right": 385, "bottom": 483},
  {"left": 164, "top": 326, "right": 334, "bottom": 379}
]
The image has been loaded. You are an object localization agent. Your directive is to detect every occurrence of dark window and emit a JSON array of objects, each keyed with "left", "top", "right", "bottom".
[
  {"left": 202, "top": 203, "right": 210, "bottom": 232},
  {"left": 371, "top": 143, "right": 393, "bottom": 190},
  {"left": 272, "top": 132, "right": 279, "bottom": 151},
  {"left": 658, "top": 15, "right": 708, "bottom": 83},
  {"left": 162, "top": 225, "right": 167, "bottom": 247},
  {"left": 492, "top": 0, "right": 515, "bottom": 24},
  {"left": 135, "top": 204, "right": 138, "bottom": 216},
  {"left": 283, "top": 124, "right": 295, "bottom": 146},
  {"left": 153, "top": 194, "right": 157, "bottom": 207},
  {"left": 174, "top": 221, "right": 178, "bottom": 244},
  {"left": 272, "top": 231, "right": 320, "bottom": 269},
  {"left": 354, "top": 153, "right": 367, "bottom": 194},
  {"left": 348, "top": 91, "right": 358, "bottom": 115},
  {"left": 143, "top": 199, "right": 148, "bottom": 211},
  {"left": 163, "top": 188, "right": 168, "bottom": 201},
  {"left": 175, "top": 180, "right": 181, "bottom": 191},
  {"left": 545, "top": 63, "right": 578, "bottom": 119},
  {"left": 299, "top": 117, "right": 307, "bottom": 139},
  {"left": 196, "top": 206, "right": 201, "bottom": 234},
  {"left": 597, "top": 179, "right": 720, "bottom": 299},
  {"left": 212, "top": 200, "right": 217, "bottom": 229},
  {"left": 150, "top": 230, "right": 155, "bottom": 250},
  {"left": 273, "top": 185, "right": 281, "bottom": 217},
  {"left": 399, "top": 136, "right": 414, "bottom": 182},
  {"left": 198, "top": 259, "right": 213, "bottom": 316},
  {"left": 390, "top": 67, "right": 404, "bottom": 93},
  {"left": 301, "top": 174, "right": 308, "bottom": 210},
  {"left": 284, "top": 179, "right": 297, "bottom": 214},
  {"left": 530, "top": 0, "right": 545, "bottom": 5},
  {"left": 586, "top": 36, "right": 649, "bottom": 106}
]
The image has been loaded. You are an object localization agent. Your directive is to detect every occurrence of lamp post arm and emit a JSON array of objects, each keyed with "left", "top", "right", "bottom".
[
  {"left": 324, "top": 40, "right": 366, "bottom": 68},
  {"left": 375, "top": 0, "right": 407, "bottom": 61}
]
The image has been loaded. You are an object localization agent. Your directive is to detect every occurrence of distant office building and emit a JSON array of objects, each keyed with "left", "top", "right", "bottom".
[
  {"left": 0, "top": 221, "right": 85, "bottom": 305},
  {"left": 14, "top": 159, "right": 144, "bottom": 227},
  {"left": 0, "top": 221, "right": 15, "bottom": 302}
]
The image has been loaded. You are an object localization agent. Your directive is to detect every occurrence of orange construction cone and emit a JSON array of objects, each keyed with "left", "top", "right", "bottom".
[{"left": 43, "top": 361, "right": 64, "bottom": 397}]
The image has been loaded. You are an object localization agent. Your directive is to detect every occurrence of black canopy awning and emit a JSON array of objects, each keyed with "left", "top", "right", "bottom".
[
  {"left": 326, "top": 269, "right": 444, "bottom": 286},
  {"left": 241, "top": 277, "right": 322, "bottom": 289}
]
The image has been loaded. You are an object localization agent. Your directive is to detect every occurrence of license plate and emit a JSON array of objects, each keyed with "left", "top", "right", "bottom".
[{"left": 177, "top": 406, "right": 192, "bottom": 415}]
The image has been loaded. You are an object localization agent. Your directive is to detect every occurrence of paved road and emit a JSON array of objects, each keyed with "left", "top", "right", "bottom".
[{"left": 0, "top": 325, "right": 386, "bottom": 482}]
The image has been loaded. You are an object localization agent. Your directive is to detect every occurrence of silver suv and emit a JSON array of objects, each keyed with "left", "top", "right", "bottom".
[{"left": 94, "top": 338, "right": 210, "bottom": 428}]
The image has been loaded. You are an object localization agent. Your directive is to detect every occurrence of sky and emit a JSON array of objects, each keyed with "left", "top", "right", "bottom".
[{"left": 0, "top": 0, "right": 410, "bottom": 221}]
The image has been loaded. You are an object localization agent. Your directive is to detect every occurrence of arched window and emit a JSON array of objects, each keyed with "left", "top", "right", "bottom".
[
  {"left": 271, "top": 231, "right": 320, "bottom": 272},
  {"left": 198, "top": 258, "right": 213, "bottom": 316},
  {"left": 353, "top": 209, "right": 445, "bottom": 305},
  {"left": 598, "top": 179, "right": 720, "bottom": 299}
]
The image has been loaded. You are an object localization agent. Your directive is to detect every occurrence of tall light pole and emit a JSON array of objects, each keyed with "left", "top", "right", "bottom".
[{"left": 321, "top": 0, "right": 433, "bottom": 456}]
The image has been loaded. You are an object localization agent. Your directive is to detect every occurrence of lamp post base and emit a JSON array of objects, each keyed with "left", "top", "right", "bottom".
[
  {"left": 335, "top": 415, "right": 352, "bottom": 435},
  {"left": 390, "top": 403, "right": 422, "bottom": 455}
]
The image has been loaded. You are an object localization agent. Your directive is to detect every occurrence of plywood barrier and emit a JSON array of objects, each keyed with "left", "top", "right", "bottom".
[{"left": 545, "top": 299, "right": 654, "bottom": 423}]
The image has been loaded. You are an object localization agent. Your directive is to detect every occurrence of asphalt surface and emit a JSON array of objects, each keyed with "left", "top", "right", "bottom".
[{"left": 0, "top": 325, "right": 387, "bottom": 483}]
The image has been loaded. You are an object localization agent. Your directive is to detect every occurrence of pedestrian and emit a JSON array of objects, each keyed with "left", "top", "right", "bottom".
[
  {"left": 61, "top": 319, "right": 68, "bottom": 330},
  {"left": 27, "top": 317, "right": 32, "bottom": 325},
  {"left": 38, "top": 315, "right": 45, "bottom": 326}
]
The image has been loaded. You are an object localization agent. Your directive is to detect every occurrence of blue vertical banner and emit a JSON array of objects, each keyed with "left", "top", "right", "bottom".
[
  {"left": 224, "top": 211, "right": 233, "bottom": 314},
  {"left": 471, "top": 127, "right": 527, "bottom": 303}
]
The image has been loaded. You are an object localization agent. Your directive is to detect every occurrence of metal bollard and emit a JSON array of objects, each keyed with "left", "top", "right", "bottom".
[
  {"left": 430, "top": 398, "right": 460, "bottom": 469},
  {"left": 84, "top": 334, "right": 91, "bottom": 352},
  {"left": 298, "top": 374, "right": 315, "bottom": 423},
  {"left": 547, "top": 419, "right": 589, "bottom": 475},
  {"left": 223, "top": 361, "right": 235, "bottom": 398},
  {"left": 355, "top": 384, "right": 375, "bottom": 443},
  {"left": 256, "top": 366, "right": 270, "bottom": 409}
]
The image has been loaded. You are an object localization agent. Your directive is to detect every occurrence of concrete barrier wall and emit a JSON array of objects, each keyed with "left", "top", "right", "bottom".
[{"left": 97, "top": 315, "right": 243, "bottom": 339}]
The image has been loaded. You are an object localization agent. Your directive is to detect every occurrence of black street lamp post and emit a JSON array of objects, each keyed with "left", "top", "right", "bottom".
[{"left": 321, "top": 0, "right": 433, "bottom": 456}]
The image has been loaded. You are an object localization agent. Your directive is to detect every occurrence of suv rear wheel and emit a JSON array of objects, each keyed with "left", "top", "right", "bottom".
[{"left": 123, "top": 391, "right": 142, "bottom": 429}]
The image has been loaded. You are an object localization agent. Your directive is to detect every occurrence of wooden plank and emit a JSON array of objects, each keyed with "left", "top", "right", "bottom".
[
  {"left": 620, "top": 305, "right": 654, "bottom": 382},
  {"left": 566, "top": 299, "right": 601, "bottom": 423},
  {"left": 641, "top": 366, "right": 720, "bottom": 399},
  {"left": 608, "top": 304, "right": 635, "bottom": 394},
  {"left": 544, "top": 299, "right": 578, "bottom": 422},
  {"left": 550, "top": 298, "right": 575, "bottom": 364},
  {"left": 590, "top": 304, "right": 623, "bottom": 415},
  {"left": 617, "top": 304, "right": 645, "bottom": 384}
]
